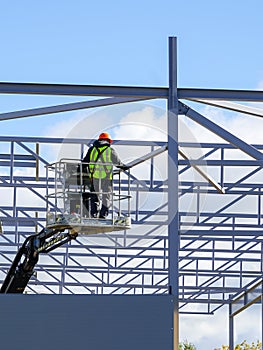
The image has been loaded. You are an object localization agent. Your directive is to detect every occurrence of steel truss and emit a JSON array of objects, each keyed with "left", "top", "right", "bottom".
[{"left": 0, "top": 37, "right": 262, "bottom": 318}]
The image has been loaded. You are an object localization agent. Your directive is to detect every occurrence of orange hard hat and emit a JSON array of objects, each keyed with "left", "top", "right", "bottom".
[{"left": 99, "top": 132, "right": 112, "bottom": 143}]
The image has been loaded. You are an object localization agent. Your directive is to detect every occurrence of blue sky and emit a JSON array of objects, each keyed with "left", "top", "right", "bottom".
[
  {"left": 0, "top": 0, "right": 262, "bottom": 88},
  {"left": 0, "top": 1, "right": 263, "bottom": 348},
  {"left": 0, "top": 0, "right": 263, "bottom": 137}
]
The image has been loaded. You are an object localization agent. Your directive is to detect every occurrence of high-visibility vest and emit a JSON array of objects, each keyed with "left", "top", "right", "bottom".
[{"left": 89, "top": 146, "right": 113, "bottom": 179}]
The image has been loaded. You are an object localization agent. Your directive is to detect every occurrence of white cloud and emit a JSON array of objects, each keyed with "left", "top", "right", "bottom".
[
  {"left": 180, "top": 308, "right": 228, "bottom": 348},
  {"left": 43, "top": 109, "right": 116, "bottom": 160},
  {"left": 113, "top": 106, "right": 167, "bottom": 141},
  {"left": 256, "top": 80, "right": 263, "bottom": 90},
  {"left": 180, "top": 304, "right": 261, "bottom": 349}
]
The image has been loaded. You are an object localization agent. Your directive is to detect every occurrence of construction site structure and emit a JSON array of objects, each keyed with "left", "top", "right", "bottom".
[{"left": 0, "top": 37, "right": 262, "bottom": 349}]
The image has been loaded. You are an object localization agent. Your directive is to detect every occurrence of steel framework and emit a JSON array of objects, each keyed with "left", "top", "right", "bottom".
[
  {"left": 0, "top": 38, "right": 263, "bottom": 327},
  {"left": 229, "top": 279, "right": 263, "bottom": 349}
]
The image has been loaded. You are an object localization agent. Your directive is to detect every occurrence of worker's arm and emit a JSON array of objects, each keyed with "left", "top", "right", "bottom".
[
  {"left": 111, "top": 147, "right": 128, "bottom": 168},
  {"left": 82, "top": 146, "right": 93, "bottom": 163}
]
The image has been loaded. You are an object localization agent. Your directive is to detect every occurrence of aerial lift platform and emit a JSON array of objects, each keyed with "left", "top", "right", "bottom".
[
  {"left": 46, "top": 159, "right": 132, "bottom": 234},
  {"left": 0, "top": 146, "right": 167, "bottom": 294},
  {"left": 0, "top": 159, "right": 131, "bottom": 293}
]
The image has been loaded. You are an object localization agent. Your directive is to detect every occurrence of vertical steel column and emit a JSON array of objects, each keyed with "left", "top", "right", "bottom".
[
  {"left": 36, "top": 142, "right": 39, "bottom": 181},
  {"left": 262, "top": 282, "right": 263, "bottom": 349},
  {"left": 229, "top": 301, "right": 234, "bottom": 350},
  {"left": 168, "top": 36, "right": 179, "bottom": 350}
]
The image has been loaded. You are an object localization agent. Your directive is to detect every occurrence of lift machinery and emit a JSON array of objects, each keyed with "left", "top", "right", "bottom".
[
  {"left": 0, "top": 159, "right": 132, "bottom": 293},
  {"left": 0, "top": 146, "right": 168, "bottom": 294}
]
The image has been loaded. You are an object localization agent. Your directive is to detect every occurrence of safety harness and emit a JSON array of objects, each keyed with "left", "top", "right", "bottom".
[{"left": 89, "top": 145, "right": 112, "bottom": 179}]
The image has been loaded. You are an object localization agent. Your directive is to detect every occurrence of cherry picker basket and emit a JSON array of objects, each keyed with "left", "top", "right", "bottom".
[{"left": 46, "top": 159, "right": 131, "bottom": 235}]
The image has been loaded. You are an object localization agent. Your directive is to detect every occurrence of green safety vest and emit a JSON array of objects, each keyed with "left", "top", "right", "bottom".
[{"left": 89, "top": 146, "right": 113, "bottom": 179}]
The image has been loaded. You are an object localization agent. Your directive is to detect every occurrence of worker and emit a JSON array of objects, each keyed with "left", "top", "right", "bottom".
[{"left": 82, "top": 132, "right": 128, "bottom": 219}]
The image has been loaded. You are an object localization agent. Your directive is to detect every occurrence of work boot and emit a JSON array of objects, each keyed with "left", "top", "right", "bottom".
[
  {"left": 90, "top": 199, "right": 99, "bottom": 218},
  {"left": 99, "top": 205, "right": 108, "bottom": 219}
]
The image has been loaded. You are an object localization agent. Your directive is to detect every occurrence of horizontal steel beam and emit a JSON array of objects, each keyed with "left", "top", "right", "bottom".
[
  {"left": 0, "top": 135, "right": 166, "bottom": 147},
  {"left": 0, "top": 82, "right": 168, "bottom": 98},
  {"left": 180, "top": 230, "right": 263, "bottom": 236},
  {"left": 179, "top": 159, "right": 263, "bottom": 166},
  {"left": 179, "top": 88, "right": 263, "bottom": 101},
  {"left": 2, "top": 82, "right": 263, "bottom": 102},
  {"left": 2, "top": 136, "right": 260, "bottom": 151}
]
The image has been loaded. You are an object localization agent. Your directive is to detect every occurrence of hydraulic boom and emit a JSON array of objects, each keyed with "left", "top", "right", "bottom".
[{"left": 0, "top": 227, "right": 78, "bottom": 293}]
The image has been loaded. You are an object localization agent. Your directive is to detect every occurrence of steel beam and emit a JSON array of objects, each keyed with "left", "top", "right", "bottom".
[
  {"left": 178, "top": 147, "right": 225, "bottom": 193},
  {"left": 126, "top": 145, "right": 167, "bottom": 168},
  {"left": 179, "top": 102, "right": 263, "bottom": 160},
  {"left": 0, "top": 82, "right": 168, "bottom": 98},
  {"left": 178, "top": 88, "right": 263, "bottom": 101},
  {"left": 188, "top": 98, "right": 263, "bottom": 118},
  {"left": 0, "top": 97, "right": 148, "bottom": 121},
  {"left": 2, "top": 82, "right": 263, "bottom": 103},
  {"left": 168, "top": 36, "right": 179, "bottom": 350}
]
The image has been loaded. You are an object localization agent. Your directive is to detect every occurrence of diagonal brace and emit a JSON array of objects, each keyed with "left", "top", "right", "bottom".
[
  {"left": 179, "top": 102, "right": 263, "bottom": 160},
  {"left": 178, "top": 147, "right": 225, "bottom": 194},
  {"left": 0, "top": 97, "right": 148, "bottom": 121},
  {"left": 187, "top": 98, "right": 263, "bottom": 118}
]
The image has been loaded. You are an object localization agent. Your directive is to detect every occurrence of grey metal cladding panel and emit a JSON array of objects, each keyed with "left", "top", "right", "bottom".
[{"left": 0, "top": 295, "right": 174, "bottom": 350}]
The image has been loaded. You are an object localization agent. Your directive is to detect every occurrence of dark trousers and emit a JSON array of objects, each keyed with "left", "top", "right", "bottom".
[{"left": 83, "top": 177, "right": 112, "bottom": 218}]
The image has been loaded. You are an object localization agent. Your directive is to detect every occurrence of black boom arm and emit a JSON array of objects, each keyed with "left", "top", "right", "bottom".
[{"left": 0, "top": 227, "right": 78, "bottom": 294}]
